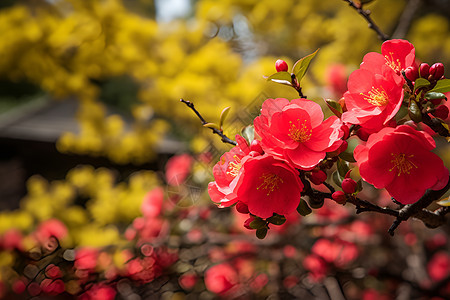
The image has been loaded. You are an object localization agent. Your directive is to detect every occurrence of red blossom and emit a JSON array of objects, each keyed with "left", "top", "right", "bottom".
[
  {"left": 234, "top": 154, "right": 303, "bottom": 218},
  {"left": 354, "top": 125, "right": 449, "bottom": 204},
  {"left": 427, "top": 251, "right": 450, "bottom": 282},
  {"left": 204, "top": 263, "right": 239, "bottom": 295},
  {"left": 165, "top": 153, "right": 193, "bottom": 186},
  {"left": 141, "top": 187, "right": 164, "bottom": 218},
  {"left": 254, "top": 98, "right": 343, "bottom": 170}
]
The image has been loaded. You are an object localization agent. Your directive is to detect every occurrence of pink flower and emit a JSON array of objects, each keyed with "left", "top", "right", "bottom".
[
  {"left": 165, "top": 154, "right": 193, "bottom": 186},
  {"left": 235, "top": 154, "right": 303, "bottom": 218},
  {"left": 254, "top": 98, "right": 343, "bottom": 170},
  {"left": 141, "top": 187, "right": 164, "bottom": 218},
  {"left": 208, "top": 135, "right": 250, "bottom": 208},
  {"left": 341, "top": 67, "right": 403, "bottom": 133},
  {"left": 204, "top": 263, "right": 239, "bottom": 295},
  {"left": 354, "top": 125, "right": 449, "bottom": 204}
]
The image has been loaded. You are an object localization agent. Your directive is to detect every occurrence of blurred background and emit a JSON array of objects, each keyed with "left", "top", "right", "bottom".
[{"left": 0, "top": 0, "right": 450, "bottom": 299}]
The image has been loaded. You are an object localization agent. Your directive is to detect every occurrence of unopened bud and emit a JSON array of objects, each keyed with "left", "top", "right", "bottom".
[
  {"left": 236, "top": 201, "right": 249, "bottom": 214},
  {"left": 341, "top": 178, "right": 357, "bottom": 194},
  {"left": 404, "top": 66, "right": 419, "bottom": 81},
  {"left": 250, "top": 139, "right": 264, "bottom": 154},
  {"left": 275, "top": 59, "right": 289, "bottom": 72},
  {"left": 332, "top": 191, "right": 346, "bottom": 204},
  {"left": 309, "top": 169, "right": 327, "bottom": 185},
  {"left": 341, "top": 124, "right": 350, "bottom": 140},
  {"left": 419, "top": 63, "right": 430, "bottom": 78},
  {"left": 244, "top": 216, "right": 256, "bottom": 230},
  {"left": 429, "top": 63, "right": 445, "bottom": 80},
  {"left": 432, "top": 105, "right": 449, "bottom": 120}
]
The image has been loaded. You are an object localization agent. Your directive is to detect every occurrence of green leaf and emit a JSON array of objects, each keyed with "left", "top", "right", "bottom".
[
  {"left": 429, "top": 79, "right": 450, "bottom": 94},
  {"left": 219, "top": 106, "right": 231, "bottom": 129},
  {"left": 297, "top": 198, "right": 312, "bottom": 216},
  {"left": 425, "top": 92, "right": 447, "bottom": 100},
  {"left": 203, "top": 123, "right": 220, "bottom": 130},
  {"left": 394, "top": 103, "right": 409, "bottom": 122},
  {"left": 241, "top": 125, "right": 254, "bottom": 145},
  {"left": 249, "top": 218, "right": 267, "bottom": 229},
  {"left": 408, "top": 100, "right": 422, "bottom": 123},
  {"left": 332, "top": 170, "right": 343, "bottom": 187},
  {"left": 338, "top": 137, "right": 359, "bottom": 163},
  {"left": 267, "top": 214, "right": 286, "bottom": 225},
  {"left": 437, "top": 196, "right": 450, "bottom": 206},
  {"left": 266, "top": 71, "right": 292, "bottom": 86},
  {"left": 337, "top": 158, "right": 350, "bottom": 178},
  {"left": 325, "top": 99, "right": 343, "bottom": 118},
  {"left": 256, "top": 227, "right": 268, "bottom": 239},
  {"left": 292, "top": 49, "right": 319, "bottom": 82},
  {"left": 413, "top": 78, "right": 430, "bottom": 93}
]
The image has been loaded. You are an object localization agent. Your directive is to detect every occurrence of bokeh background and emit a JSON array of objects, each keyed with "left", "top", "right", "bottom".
[{"left": 0, "top": 0, "right": 450, "bottom": 299}]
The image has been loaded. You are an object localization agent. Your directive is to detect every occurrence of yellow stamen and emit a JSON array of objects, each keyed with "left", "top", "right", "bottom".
[
  {"left": 257, "top": 173, "right": 284, "bottom": 196},
  {"left": 226, "top": 155, "right": 242, "bottom": 177},
  {"left": 288, "top": 119, "right": 312, "bottom": 143},
  {"left": 384, "top": 51, "right": 401, "bottom": 72},
  {"left": 388, "top": 153, "right": 418, "bottom": 176},
  {"left": 360, "top": 86, "right": 389, "bottom": 107}
]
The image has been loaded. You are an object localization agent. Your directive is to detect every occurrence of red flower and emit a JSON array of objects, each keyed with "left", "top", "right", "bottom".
[
  {"left": 341, "top": 67, "right": 403, "bottom": 133},
  {"left": 254, "top": 98, "right": 343, "bottom": 170},
  {"left": 234, "top": 154, "right": 303, "bottom": 218},
  {"left": 427, "top": 251, "right": 450, "bottom": 281},
  {"left": 354, "top": 125, "right": 449, "bottom": 204},
  {"left": 165, "top": 153, "right": 193, "bottom": 186},
  {"left": 204, "top": 263, "right": 239, "bottom": 295},
  {"left": 141, "top": 187, "right": 164, "bottom": 218},
  {"left": 208, "top": 135, "right": 251, "bottom": 208}
]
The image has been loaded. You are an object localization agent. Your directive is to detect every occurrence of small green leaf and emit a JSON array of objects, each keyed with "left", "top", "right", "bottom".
[
  {"left": 408, "top": 100, "right": 422, "bottom": 123},
  {"left": 297, "top": 198, "right": 312, "bottom": 216},
  {"left": 249, "top": 218, "right": 266, "bottom": 229},
  {"left": 355, "top": 179, "right": 363, "bottom": 193},
  {"left": 292, "top": 49, "right": 319, "bottom": 82},
  {"left": 425, "top": 92, "right": 447, "bottom": 100},
  {"left": 267, "top": 214, "right": 287, "bottom": 225},
  {"left": 241, "top": 125, "right": 254, "bottom": 145},
  {"left": 437, "top": 196, "right": 450, "bottom": 206},
  {"left": 266, "top": 71, "right": 292, "bottom": 86},
  {"left": 219, "top": 106, "right": 231, "bottom": 129},
  {"left": 338, "top": 137, "right": 359, "bottom": 163},
  {"left": 203, "top": 123, "right": 220, "bottom": 130},
  {"left": 394, "top": 103, "right": 409, "bottom": 122},
  {"left": 337, "top": 158, "right": 350, "bottom": 178},
  {"left": 325, "top": 99, "right": 343, "bottom": 118},
  {"left": 413, "top": 78, "right": 430, "bottom": 93},
  {"left": 429, "top": 79, "right": 450, "bottom": 94},
  {"left": 256, "top": 227, "right": 268, "bottom": 239},
  {"left": 332, "top": 170, "right": 343, "bottom": 187}
]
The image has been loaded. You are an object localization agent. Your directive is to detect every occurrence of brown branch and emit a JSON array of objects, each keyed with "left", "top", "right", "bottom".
[
  {"left": 342, "top": 0, "right": 390, "bottom": 41},
  {"left": 180, "top": 99, "right": 237, "bottom": 146}
]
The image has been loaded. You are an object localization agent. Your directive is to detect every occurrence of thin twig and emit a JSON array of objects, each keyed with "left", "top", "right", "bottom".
[
  {"left": 342, "top": 0, "right": 390, "bottom": 41},
  {"left": 180, "top": 99, "right": 237, "bottom": 146}
]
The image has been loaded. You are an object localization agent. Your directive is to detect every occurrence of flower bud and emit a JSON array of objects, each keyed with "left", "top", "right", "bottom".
[
  {"left": 332, "top": 191, "right": 346, "bottom": 204},
  {"left": 419, "top": 63, "right": 430, "bottom": 78},
  {"left": 250, "top": 139, "right": 264, "bottom": 154},
  {"left": 404, "top": 66, "right": 419, "bottom": 81},
  {"left": 341, "top": 178, "right": 357, "bottom": 194},
  {"left": 429, "top": 63, "right": 445, "bottom": 80},
  {"left": 244, "top": 216, "right": 256, "bottom": 230},
  {"left": 236, "top": 201, "right": 249, "bottom": 214},
  {"left": 275, "top": 59, "right": 289, "bottom": 72},
  {"left": 309, "top": 169, "right": 327, "bottom": 185},
  {"left": 341, "top": 124, "right": 350, "bottom": 140},
  {"left": 429, "top": 98, "right": 443, "bottom": 106},
  {"left": 432, "top": 105, "right": 449, "bottom": 120}
]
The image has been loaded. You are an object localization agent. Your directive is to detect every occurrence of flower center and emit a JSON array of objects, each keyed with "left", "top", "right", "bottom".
[
  {"left": 288, "top": 119, "right": 312, "bottom": 143},
  {"left": 257, "top": 173, "right": 284, "bottom": 196},
  {"left": 384, "top": 52, "right": 401, "bottom": 73},
  {"left": 388, "top": 153, "right": 417, "bottom": 176},
  {"left": 360, "top": 86, "right": 389, "bottom": 107},
  {"left": 226, "top": 155, "right": 242, "bottom": 177}
]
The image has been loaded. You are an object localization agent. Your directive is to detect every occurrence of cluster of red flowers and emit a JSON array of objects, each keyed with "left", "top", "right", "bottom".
[{"left": 209, "top": 39, "right": 449, "bottom": 233}]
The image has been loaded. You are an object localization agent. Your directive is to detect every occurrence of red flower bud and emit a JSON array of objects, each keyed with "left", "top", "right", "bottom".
[
  {"left": 432, "top": 105, "right": 449, "bottom": 120},
  {"left": 419, "top": 63, "right": 430, "bottom": 78},
  {"left": 244, "top": 216, "right": 256, "bottom": 230},
  {"left": 250, "top": 139, "right": 264, "bottom": 154},
  {"left": 341, "top": 178, "right": 357, "bottom": 194},
  {"left": 429, "top": 98, "right": 443, "bottom": 106},
  {"left": 341, "top": 124, "right": 350, "bottom": 140},
  {"left": 236, "top": 201, "right": 249, "bottom": 214},
  {"left": 404, "top": 66, "right": 419, "bottom": 81},
  {"left": 309, "top": 169, "right": 327, "bottom": 185},
  {"left": 332, "top": 191, "right": 346, "bottom": 204},
  {"left": 429, "top": 63, "right": 445, "bottom": 80},
  {"left": 275, "top": 59, "right": 289, "bottom": 72}
]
